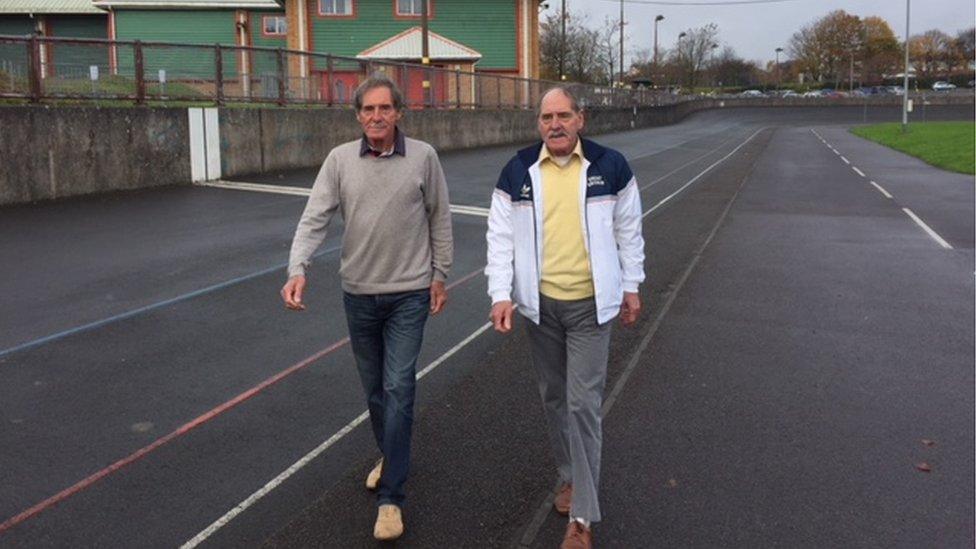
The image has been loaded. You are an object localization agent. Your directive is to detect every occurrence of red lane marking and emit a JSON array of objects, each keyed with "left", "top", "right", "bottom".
[{"left": 0, "top": 267, "right": 483, "bottom": 534}]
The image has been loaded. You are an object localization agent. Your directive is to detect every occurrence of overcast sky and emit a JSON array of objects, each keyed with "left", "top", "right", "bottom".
[{"left": 571, "top": 0, "right": 975, "bottom": 66}]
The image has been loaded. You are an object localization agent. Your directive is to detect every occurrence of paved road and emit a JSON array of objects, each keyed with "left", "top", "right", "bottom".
[{"left": 0, "top": 105, "right": 971, "bottom": 548}]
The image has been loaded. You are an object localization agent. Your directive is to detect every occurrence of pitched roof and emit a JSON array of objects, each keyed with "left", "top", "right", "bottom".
[
  {"left": 92, "top": 0, "right": 281, "bottom": 8},
  {"left": 358, "top": 27, "right": 481, "bottom": 61},
  {"left": 0, "top": 0, "right": 105, "bottom": 14}
]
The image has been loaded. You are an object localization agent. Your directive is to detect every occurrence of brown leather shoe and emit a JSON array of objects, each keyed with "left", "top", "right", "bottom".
[
  {"left": 554, "top": 483, "right": 572, "bottom": 516},
  {"left": 560, "top": 520, "right": 592, "bottom": 549}
]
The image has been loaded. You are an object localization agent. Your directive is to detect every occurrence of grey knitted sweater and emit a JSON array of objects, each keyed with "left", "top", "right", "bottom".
[{"left": 287, "top": 136, "right": 453, "bottom": 294}]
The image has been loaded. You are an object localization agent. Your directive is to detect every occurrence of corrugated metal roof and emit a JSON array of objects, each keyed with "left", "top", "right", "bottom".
[
  {"left": 0, "top": 0, "right": 105, "bottom": 14},
  {"left": 93, "top": 0, "right": 281, "bottom": 8},
  {"left": 359, "top": 27, "right": 482, "bottom": 61}
]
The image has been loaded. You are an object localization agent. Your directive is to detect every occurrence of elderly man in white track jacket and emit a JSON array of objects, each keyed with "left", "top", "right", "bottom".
[{"left": 485, "top": 86, "right": 645, "bottom": 549}]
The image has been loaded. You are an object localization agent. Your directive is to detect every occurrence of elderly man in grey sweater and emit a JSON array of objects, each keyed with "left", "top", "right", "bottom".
[{"left": 281, "top": 76, "right": 453, "bottom": 541}]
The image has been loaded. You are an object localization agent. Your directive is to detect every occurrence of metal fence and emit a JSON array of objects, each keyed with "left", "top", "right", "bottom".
[{"left": 0, "top": 34, "right": 680, "bottom": 109}]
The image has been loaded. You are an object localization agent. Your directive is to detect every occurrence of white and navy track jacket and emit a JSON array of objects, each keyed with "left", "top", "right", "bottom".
[{"left": 485, "top": 138, "right": 645, "bottom": 325}]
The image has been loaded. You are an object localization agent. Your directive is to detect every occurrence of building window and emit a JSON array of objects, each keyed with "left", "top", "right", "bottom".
[
  {"left": 262, "top": 16, "right": 286, "bottom": 36},
  {"left": 396, "top": 0, "right": 431, "bottom": 16},
  {"left": 320, "top": 0, "right": 354, "bottom": 16}
]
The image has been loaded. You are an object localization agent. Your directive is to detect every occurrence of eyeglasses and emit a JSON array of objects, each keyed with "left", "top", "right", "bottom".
[{"left": 539, "top": 111, "right": 576, "bottom": 125}]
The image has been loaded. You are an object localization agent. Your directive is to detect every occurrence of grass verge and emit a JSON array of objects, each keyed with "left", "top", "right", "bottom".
[{"left": 851, "top": 121, "right": 975, "bottom": 174}]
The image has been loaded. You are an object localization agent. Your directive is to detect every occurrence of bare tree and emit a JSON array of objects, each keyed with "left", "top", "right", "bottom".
[
  {"left": 596, "top": 17, "right": 621, "bottom": 86},
  {"left": 671, "top": 23, "right": 719, "bottom": 88}
]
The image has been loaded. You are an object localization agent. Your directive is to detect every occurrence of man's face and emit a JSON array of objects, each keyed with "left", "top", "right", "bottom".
[
  {"left": 537, "top": 90, "right": 584, "bottom": 157},
  {"left": 356, "top": 86, "right": 402, "bottom": 145}
]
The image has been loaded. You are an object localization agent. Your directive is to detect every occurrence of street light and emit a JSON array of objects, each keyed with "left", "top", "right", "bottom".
[
  {"left": 654, "top": 15, "right": 664, "bottom": 68},
  {"left": 709, "top": 43, "right": 718, "bottom": 88},
  {"left": 902, "top": 0, "right": 910, "bottom": 131},
  {"left": 676, "top": 32, "right": 687, "bottom": 89},
  {"left": 775, "top": 47, "right": 783, "bottom": 91}
]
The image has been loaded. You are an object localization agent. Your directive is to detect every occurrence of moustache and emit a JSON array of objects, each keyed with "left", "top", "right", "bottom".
[{"left": 547, "top": 131, "right": 568, "bottom": 139}]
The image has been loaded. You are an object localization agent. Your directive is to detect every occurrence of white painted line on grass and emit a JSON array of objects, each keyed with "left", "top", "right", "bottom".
[
  {"left": 852, "top": 167, "right": 866, "bottom": 178},
  {"left": 643, "top": 127, "right": 765, "bottom": 218},
  {"left": 902, "top": 208, "right": 953, "bottom": 249},
  {"left": 869, "top": 181, "right": 893, "bottom": 199},
  {"left": 199, "top": 180, "right": 490, "bottom": 218},
  {"left": 840, "top": 156, "right": 851, "bottom": 164}
]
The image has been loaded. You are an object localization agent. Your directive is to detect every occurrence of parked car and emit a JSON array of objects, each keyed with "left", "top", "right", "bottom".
[
  {"left": 886, "top": 85, "right": 905, "bottom": 95},
  {"left": 968, "top": 80, "right": 975, "bottom": 88},
  {"left": 802, "top": 90, "right": 823, "bottom": 97},
  {"left": 932, "top": 81, "right": 956, "bottom": 91},
  {"left": 782, "top": 90, "right": 800, "bottom": 98},
  {"left": 739, "top": 89, "right": 764, "bottom": 97}
]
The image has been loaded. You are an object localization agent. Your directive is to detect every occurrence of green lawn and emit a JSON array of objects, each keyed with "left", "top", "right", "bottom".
[{"left": 851, "top": 122, "right": 975, "bottom": 175}]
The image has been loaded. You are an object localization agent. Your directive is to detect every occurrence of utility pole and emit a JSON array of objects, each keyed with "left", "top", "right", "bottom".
[
  {"left": 421, "top": 0, "right": 430, "bottom": 108},
  {"left": 559, "top": 0, "right": 566, "bottom": 80},
  {"left": 619, "top": 0, "right": 624, "bottom": 87},
  {"left": 902, "top": 0, "right": 910, "bottom": 131}
]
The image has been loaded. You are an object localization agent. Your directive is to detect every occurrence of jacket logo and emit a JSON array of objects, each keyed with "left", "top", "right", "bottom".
[
  {"left": 520, "top": 183, "right": 531, "bottom": 198},
  {"left": 587, "top": 176, "right": 605, "bottom": 187}
]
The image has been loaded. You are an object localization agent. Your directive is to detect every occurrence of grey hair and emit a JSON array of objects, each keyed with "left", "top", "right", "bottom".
[
  {"left": 537, "top": 85, "right": 583, "bottom": 116},
  {"left": 353, "top": 74, "right": 405, "bottom": 112}
]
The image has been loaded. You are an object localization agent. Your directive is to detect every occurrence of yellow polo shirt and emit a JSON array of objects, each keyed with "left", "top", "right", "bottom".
[{"left": 539, "top": 140, "right": 594, "bottom": 300}]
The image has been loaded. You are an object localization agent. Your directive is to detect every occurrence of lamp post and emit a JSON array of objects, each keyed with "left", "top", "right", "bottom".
[
  {"left": 775, "top": 47, "right": 783, "bottom": 91},
  {"left": 618, "top": 0, "right": 624, "bottom": 87},
  {"left": 902, "top": 0, "right": 910, "bottom": 131},
  {"left": 654, "top": 14, "right": 664, "bottom": 78},
  {"left": 559, "top": 0, "right": 566, "bottom": 81},
  {"left": 677, "top": 32, "right": 686, "bottom": 88}
]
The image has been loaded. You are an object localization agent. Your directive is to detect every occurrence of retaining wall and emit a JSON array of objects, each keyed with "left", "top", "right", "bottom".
[{"left": 1, "top": 93, "right": 972, "bottom": 205}]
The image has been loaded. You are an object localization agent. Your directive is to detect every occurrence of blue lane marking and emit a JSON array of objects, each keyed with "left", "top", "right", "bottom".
[{"left": 0, "top": 245, "right": 340, "bottom": 361}]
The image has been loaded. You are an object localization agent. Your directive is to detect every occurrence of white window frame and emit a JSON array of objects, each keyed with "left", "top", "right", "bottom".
[
  {"left": 262, "top": 15, "right": 287, "bottom": 36},
  {"left": 396, "top": 0, "right": 431, "bottom": 16},
  {"left": 320, "top": 0, "right": 354, "bottom": 16}
]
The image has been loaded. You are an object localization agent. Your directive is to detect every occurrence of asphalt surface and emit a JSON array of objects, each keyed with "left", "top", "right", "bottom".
[{"left": 0, "top": 104, "right": 972, "bottom": 548}]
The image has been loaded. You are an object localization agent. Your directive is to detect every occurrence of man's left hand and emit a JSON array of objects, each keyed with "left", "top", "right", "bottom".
[
  {"left": 619, "top": 292, "right": 641, "bottom": 327},
  {"left": 430, "top": 280, "right": 447, "bottom": 315}
]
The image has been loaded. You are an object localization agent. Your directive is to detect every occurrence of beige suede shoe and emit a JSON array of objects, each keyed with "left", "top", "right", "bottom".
[
  {"left": 365, "top": 458, "right": 383, "bottom": 490},
  {"left": 373, "top": 504, "right": 404, "bottom": 541}
]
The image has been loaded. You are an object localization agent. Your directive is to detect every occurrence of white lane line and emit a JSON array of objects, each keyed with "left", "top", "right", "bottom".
[
  {"left": 840, "top": 156, "right": 851, "bottom": 164},
  {"left": 198, "top": 180, "right": 490, "bottom": 218},
  {"left": 902, "top": 208, "right": 953, "bottom": 249},
  {"left": 870, "top": 181, "right": 893, "bottom": 199},
  {"left": 181, "top": 321, "right": 495, "bottom": 549},
  {"left": 639, "top": 130, "right": 746, "bottom": 191},
  {"left": 852, "top": 167, "right": 866, "bottom": 178},
  {"left": 643, "top": 127, "right": 765, "bottom": 218}
]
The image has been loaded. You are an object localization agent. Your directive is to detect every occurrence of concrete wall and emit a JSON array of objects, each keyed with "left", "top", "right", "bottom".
[
  {"left": 1, "top": 93, "right": 972, "bottom": 205},
  {"left": 0, "top": 106, "right": 189, "bottom": 204}
]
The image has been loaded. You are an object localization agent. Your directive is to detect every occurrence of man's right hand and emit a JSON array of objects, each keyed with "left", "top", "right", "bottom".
[
  {"left": 490, "top": 300, "right": 514, "bottom": 333},
  {"left": 281, "top": 275, "right": 307, "bottom": 311}
]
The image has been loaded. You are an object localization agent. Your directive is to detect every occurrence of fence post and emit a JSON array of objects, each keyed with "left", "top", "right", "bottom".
[
  {"left": 27, "top": 36, "right": 41, "bottom": 103},
  {"left": 496, "top": 76, "right": 501, "bottom": 109},
  {"left": 134, "top": 40, "right": 145, "bottom": 105},
  {"left": 215, "top": 44, "right": 224, "bottom": 106},
  {"left": 276, "top": 48, "right": 286, "bottom": 106},
  {"left": 326, "top": 55, "right": 333, "bottom": 106},
  {"left": 455, "top": 68, "right": 461, "bottom": 108},
  {"left": 515, "top": 78, "right": 521, "bottom": 109}
]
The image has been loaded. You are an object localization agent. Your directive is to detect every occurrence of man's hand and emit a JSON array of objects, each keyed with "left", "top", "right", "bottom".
[
  {"left": 490, "top": 300, "right": 515, "bottom": 333},
  {"left": 430, "top": 280, "right": 447, "bottom": 315},
  {"left": 619, "top": 292, "right": 641, "bottom": 327},
  {"left": 281, "top": 275, "right": 307, "bottom": 311}
]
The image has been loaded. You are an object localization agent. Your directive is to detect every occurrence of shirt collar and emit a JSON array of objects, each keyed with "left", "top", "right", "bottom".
[
  {"left": 538, "top": 138, "right": 582, "bottom": 164},
  {"left": 360, "top": 127, "right": 406, "bottom": 158}
]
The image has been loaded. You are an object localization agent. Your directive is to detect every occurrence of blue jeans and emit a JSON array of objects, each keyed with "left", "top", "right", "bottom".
[{"left": 343, "top": 288, "right": 430, "bottom": 507}]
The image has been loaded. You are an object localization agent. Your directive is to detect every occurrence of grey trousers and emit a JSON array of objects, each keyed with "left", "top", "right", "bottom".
[{"left": 524, "top": 294, "right": 612, "bottom": 523}]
